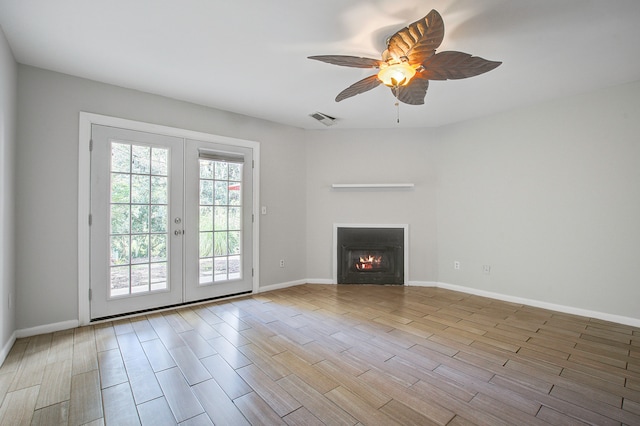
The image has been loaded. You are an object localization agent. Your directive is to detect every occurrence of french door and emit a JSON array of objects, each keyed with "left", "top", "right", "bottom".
[
  {"left": 184, "top": 139, "right": 253, "bottom": 302},
  {"left": 90, "top": 125, "right": 254, "bottom": 320}
]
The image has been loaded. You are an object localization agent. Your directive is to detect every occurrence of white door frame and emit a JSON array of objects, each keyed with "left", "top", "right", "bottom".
[{"left": 78, "top": 112, "right": 260, "bottom": 325}]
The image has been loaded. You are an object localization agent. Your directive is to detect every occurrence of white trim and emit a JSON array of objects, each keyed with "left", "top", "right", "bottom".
[
  {"left": 436, "top": 282, "right": 640, "bottom": 328},
  {"left": 78, "top": 112, "right": 260, "bottom": 325},
  {"left": 18, "top": 291, "right": 252, "bottom": 334},
  {"left": 78, "top": 116, "right": 91, "bottom": 326},
  {"left": 332, "top": 223, "right": 409, "bottom": 284},
  {"left": 251, "top": 146, "right": 261, "bottom": 296},
  {"left": 263, "top": 278, "right": 640, "bottom": 327},
  {"left": 12, "top": 280, "right": 640, "bottom": 343},
  {"left": 80, "top": 112, "right": 260, "bottom": 149},
  {"left": 257, "top": 279, "right": 309, "bottom": 293},
  {"left": 15, "top": 320, "right": 79, "bottom": 339},
  {"left": 407, "top": 281, "right": 438, "bottom": 287},
  {"left": 0, "top": 331, "right": 17, "bottom": 366},
  {"left": 305, "top": 279, "right": 335, "bottom": 285}
]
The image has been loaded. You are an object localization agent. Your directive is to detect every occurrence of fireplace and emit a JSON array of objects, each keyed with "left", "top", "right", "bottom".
[{"left": 336, "top": 227, "right": 405, "bottom": 284}]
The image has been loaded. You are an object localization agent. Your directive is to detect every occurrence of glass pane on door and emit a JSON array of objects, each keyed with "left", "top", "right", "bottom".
[
  {"left": 198, "top": 159, "right": 243, "bottom": 284},
  {"left": 109, "top": 142, "right": 169, "bottom": 297}
]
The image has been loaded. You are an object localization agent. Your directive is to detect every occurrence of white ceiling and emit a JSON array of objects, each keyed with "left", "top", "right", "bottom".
[{"left": 1, "top": 0, "right": 640, "bottom": 130}]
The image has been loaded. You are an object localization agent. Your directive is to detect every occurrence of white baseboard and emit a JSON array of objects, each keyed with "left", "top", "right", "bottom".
[
  {"left": 15, "top": 319, "right": 79, "bottom": 339},
  {"left": 10, "top": 281, "right": 314, "bottom": 341},
  {"left": 257, "top": 279, "right": 309, "bottom": 293},
  {"left": 436, "top": 281, "right": 640, "bottom": 328},
  {"left": 7, "top": 280, "right": 638, "bottom": 351},
  {"left": 407, "top": 281, "right": 438, "bottom": 287},
  {"left": 0, "top": 332, "right": 17, "bottom": 367},
  {"left": 305, "top": 279, "right": 335, "bottom": 285},
  {"left": 269, "top": 278, "right": 640, "bottom": 327}
]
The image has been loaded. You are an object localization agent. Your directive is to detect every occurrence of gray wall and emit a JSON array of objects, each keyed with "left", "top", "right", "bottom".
[
  {"left": 13, "top": 64, "right": 640, "bottom": 331},
  {"left": 305, "top": 81, "right": 640, "bottom": 322},
  {"left": 436, "top": 80, "right": 640, "bottom": 320},
  {"left": 0, "top": 27, "right": 17, "bottom": 353},
  {"left": 305, "top": 129, "right": 439, "bottom": 283},
  {"left": 15, "top": 66, "right": 307, "bottom": 330}
]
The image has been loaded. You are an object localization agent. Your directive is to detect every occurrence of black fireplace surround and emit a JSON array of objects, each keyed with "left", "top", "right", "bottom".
[{"left": 337, "top": 227, "right": 404, "bottom": 284}]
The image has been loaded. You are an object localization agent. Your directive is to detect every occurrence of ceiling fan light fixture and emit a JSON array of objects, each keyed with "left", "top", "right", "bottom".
[
  {"left": 309, "top": 10, "right": 501, "bottom": 105},
  {"left": 377, "top": 63, "right": 416, "bottom": 87}
]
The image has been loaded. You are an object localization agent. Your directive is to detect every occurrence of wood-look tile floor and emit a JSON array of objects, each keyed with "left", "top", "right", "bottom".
[{"left": 1, "top": 284, "right": 639, "bottom": 425}]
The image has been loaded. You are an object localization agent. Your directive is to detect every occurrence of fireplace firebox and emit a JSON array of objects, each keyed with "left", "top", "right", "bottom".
[{"left": 337, "top": 227, "right": 404, "bottom": 284}]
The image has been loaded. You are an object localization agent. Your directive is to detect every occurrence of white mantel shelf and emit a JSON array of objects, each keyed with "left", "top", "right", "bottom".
[{"left": 331, "top": 183, "right": 415, "bottom": 189}]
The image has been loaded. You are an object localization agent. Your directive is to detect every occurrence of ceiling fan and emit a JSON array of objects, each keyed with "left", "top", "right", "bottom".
[{"left": 308, "top": 9, "right": 501, "bottom": 105}]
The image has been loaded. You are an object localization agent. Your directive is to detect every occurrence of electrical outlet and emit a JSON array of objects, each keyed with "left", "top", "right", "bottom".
[
  {"left": 454, "top": 261, "right": 460, "bottom": 270},
  {"left": 279, "top": 259, "right": 285, "bottom": 268},
  {"left": 483, "top": 265, "right": 491, "bottom": 274}
]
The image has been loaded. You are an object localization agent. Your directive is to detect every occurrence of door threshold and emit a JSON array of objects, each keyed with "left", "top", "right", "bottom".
[{"left": 90, "top": 290, "right": 253, "bottom": 323}]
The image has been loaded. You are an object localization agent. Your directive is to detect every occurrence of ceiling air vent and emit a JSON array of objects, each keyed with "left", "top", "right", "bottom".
[{"left": 309, "top": 111, "right": 336, "bottom": 127}]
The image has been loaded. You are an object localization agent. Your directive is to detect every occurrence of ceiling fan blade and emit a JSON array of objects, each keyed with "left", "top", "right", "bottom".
[
  {"left": 391, "top": 74, "right": 430, "bottom": 105},
  {"left": 308, "top": 55, "right": 383, "bottom": 68},
  {"left": 421, "top": 51, "right": 502, "bottom": 80},
  {"left": 386, "top": 10, "right": 444, "bottom": 63},
  {"left": 335, "top": 74, "right": 382, "bottom": 102}
]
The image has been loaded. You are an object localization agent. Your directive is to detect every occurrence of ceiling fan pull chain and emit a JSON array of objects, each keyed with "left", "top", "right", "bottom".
[{"left": 395, "top": 101, "right": 400, "bottom": 124}]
